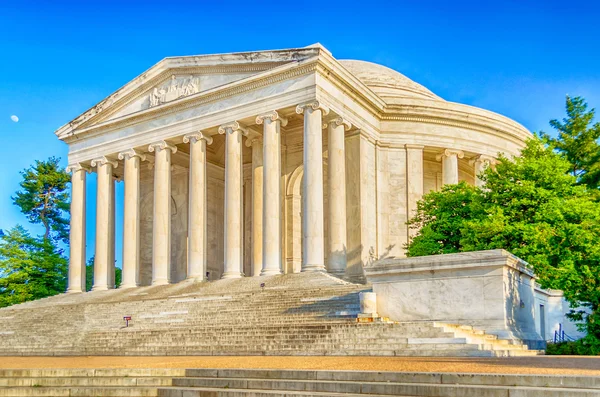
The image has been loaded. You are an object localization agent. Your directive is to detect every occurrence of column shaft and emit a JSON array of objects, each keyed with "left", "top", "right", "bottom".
[
  {"left": 220, "top": 123, "right": 245, "bottom": 278},
  {"left": 472, "top": 155, "right": 496, "bottom": 187},
  {"left": 92, "top": 158, "right": 116, "bottom": 291},
  {"left": 119, "top": 150, "right": 143, "bottom": 288},
  {"left": 406, "top": 145, "right": 424, "bottom": 237},
  {"left": 259, "top": 113, "right": 285, "bottom": 276},
  {"left": 438, "top": 149, "right": 464, "bottom": 185},
  {"left": 251, "top": 139, "right": 263, "bottom": 277},
  {"left": 150, "top": 142, "right": 175, "bottom": 285},
  {"left": 67, "top": 165, "right": 87, "bottom": 293},
  {"left": 185, "top": 133, "right": 212, "bottom": 281},
  {"left": 296, "top": 102, "right": 329, "bottom": 272},
  {"left": 327, "top": 119, "right": 350, "bottom": 275}
]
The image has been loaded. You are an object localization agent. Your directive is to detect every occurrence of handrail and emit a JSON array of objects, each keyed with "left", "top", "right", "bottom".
[{"left": 553, "top": 323, "right": 576, "bottom": 343}]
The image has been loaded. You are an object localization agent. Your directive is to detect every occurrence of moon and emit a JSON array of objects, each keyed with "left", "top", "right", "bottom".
[{"left": 10, "top": 115, "right": 18, "bottom": 122}]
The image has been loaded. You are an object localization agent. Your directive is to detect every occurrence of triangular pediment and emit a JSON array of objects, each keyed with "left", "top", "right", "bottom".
[{"left": 56, "top": 45, "right": 326, "bottom": 139}]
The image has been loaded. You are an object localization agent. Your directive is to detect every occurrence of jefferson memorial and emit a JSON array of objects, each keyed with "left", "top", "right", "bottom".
[{"left": 58, "top": 44, "right": 531, "bottom": 292}]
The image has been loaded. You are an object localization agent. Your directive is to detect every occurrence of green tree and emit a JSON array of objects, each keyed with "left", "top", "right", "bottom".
[
  {"left": 12, "top": 157, "right": 70, "bottom": 242},
  {"left": 407, "top": 138, "right": 600, "bottom": 344},
  {"left": 407, "top": 182, "right": 486, "bottom": 256},
  {"left": 85, "top": 257, "right": 122, "bottom": 291},
  {"left": 540, "top": 96, "right": 600, "bottom": 190},
  {"left": 0, "top": 226, "right": 67, "bottom": 307}
]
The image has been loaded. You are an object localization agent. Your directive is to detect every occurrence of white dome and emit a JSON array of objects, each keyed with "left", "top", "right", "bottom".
[{"left": 339, "top": 60, "right": 442, "bottom": 102}]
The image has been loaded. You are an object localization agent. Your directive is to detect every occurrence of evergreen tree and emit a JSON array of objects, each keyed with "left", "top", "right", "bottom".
[
  {"left": 540, "top": 96, "right": 600, "bottom": 190},
  {"left": 12, "top": 157, "right": 70, "bottom": 242}
]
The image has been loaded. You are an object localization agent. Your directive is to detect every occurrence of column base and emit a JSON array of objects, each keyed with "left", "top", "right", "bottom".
[
  {"left": 185, "top": 276, "right": 207, "bottom": 283},
  {"left": 221, "top": 271, "right": 243, "bottom": 279},
  {"left": 66, "top": 288, "right": 84, "bottom": 294},
  {"left": 260, "top": 269, "right": 283, "bottom": 276},
  {"left": 327, "top": 270, "right": 346, "bottom": 278},
  {"left": 91, "top": 285, "right": 109, "bottom": 291},
  {"left": 118, "top": 283, "right": 139, "bottom": 289},
  {"left": 151, "top": 278, "right": 169, "bottom": 286},
  {"left": 301, "top": 264, "right": 327, "bottom": 272}
]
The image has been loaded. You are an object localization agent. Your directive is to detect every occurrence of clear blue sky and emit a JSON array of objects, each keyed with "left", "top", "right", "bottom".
[{"left": 1, "top": 0, "right": 599, "bottom": 266}]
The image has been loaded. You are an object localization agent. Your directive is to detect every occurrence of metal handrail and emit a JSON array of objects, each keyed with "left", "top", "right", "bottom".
[{"left": 553, "top": 323, "right": 576, "bottom": 343}]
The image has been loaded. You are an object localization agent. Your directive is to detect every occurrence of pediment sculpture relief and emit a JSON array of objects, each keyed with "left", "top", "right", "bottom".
[{"left": 148, "top": 75, "right": 200, "bottom": 108}]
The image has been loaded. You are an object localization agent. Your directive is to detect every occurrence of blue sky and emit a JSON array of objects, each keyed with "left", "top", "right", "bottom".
[{"left": 1, "top": 0, "right": 599, "bottom": 266}]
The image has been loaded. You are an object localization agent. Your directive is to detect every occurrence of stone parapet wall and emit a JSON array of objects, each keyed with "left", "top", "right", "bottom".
[{"left": 365, "top": 250, "right": 546, "bottom": 349}]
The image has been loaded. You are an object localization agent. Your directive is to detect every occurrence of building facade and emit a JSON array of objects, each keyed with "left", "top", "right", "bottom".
[{"left": 57, "top": 44, "right": 531, "bottom": 292}]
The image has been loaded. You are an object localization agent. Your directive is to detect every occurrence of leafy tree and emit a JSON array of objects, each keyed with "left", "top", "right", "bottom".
[
  {"left": 85, "top": 257, "right": 94, "bottom": 292},
  {"left": 0, "top": 226, "right": 67, "bottom": 307},
  {"left": 85, "top": 256, "right": 122, "bottom": 291},
  {"left": 407, "top": 138, "right": 600, "bottom": 344},
  {"left": 12, "top": 157, "right": 70, "bottom": 242},
  {"left": 540, "top": 96, "right": 600, "bottom": 190},
  {"left": 407, "top": 182, "right": 486, "bottom": 256}
]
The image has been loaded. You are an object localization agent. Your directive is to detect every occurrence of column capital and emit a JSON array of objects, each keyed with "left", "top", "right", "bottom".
[
  {"left": 245, "top": 136, "right": 263, "bottom": 148},
  {"left": 183, "top": 132, "right": 213, "bottom": 145},
  {"left": 323, "top": 116, "right": 352, "bottom": 131},
  {"left": 91, "top": 156, "right": 118, "bottom": 169},
  {"left": 148, "top": 141, "right": 177, "bottom": 154},
  {"left": 118, "top": 149, "right": 146, "bottom": 162},
  {"left": 255, "top": 110, "right": 288, "bottom": 127},
  {"left": 436, "top": 149, "right": 464, "bottom": 161},
  {"left": 218, "top": 121, "right": 248, "bottom": 135},
  {"left": 295, "top": 100, "right": 330, "bottom": 116},
  {"left": 469, "top": 154, "right": 498, "bottom": 166},
  {"left": 66, "top": 163, "right": 91, "bottom": 174},
  {"left": 405, "top": 144, "right": 425, "bottom": 150}
]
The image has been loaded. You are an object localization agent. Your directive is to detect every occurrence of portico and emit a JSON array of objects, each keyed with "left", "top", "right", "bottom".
[{"left": 58, "top": 44, "right": 530, "bottom": 292}]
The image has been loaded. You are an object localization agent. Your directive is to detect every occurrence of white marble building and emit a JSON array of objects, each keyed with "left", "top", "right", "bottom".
[{"left": 57, "top": 44, "right": 531, "bottom": 292}]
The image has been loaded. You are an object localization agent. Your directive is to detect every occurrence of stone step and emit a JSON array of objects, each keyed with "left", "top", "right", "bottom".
[
  {"left": 165, "top": 376, "right": 600, "bottom": 396},
  {"left": 0, "top": 376, "right": 173, "bottom": 387},
  {"left": 158, "top": 387, "right": 399, "bottom": 397},
  {"left": 0, "top": 386, "right": 158, "bottom": 396}
]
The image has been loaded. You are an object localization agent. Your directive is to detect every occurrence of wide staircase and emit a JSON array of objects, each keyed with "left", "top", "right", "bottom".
[
  {"left": 0, "top": 272, "right": 539, "bottom": 357},
  {"left": 1, "top": 368, "right": 599, "bottom": 396}
]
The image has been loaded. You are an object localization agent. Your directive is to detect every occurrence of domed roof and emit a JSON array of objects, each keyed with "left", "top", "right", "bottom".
[{"left": 339, "top": 60, "right": 442, "bottom": 102}]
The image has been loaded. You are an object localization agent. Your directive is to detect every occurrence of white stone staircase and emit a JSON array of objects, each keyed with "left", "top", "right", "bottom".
[
  {"left": 0, "top": 368, "right": 598, "bottom": 396},
  {"left": 0, "top": 272, "right": 541, "bottom": 357}
]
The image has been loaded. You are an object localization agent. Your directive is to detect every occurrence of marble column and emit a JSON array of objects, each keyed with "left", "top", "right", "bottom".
[
  {"left": 91, "top": 156, "right": 117, "bottom": 291},
  {"left": 405, "top": 144, "right": 424, "bottom": 237},
  {"left": 248, "top": 137, "right": 263, "bottom": 277},
  {"left": 148, "top": 141, "right": 177, "bottom": 285},
  {"left": 470, "top": 154, "right": 496, "bottom": 187},
  {"left": 437, "top": 149, "right": 464, "bottom": 185},
  {"left": 326, "top": 117, "right": 351, "bottom": 276},
  {"left": 256, "top": 111, "right": 287, "bottom": 276},
  {"left": 183, "top": 132, "right": 213, "bottom": 281},
  {"left": 218, "top": 121, "right": 247, "bottom": 279},
  {"left": 296, "top": 100, "right": 329, "bottom": 272},
  {"left": 117, "top": 149, "right": 145, "bottom": 288},
  {"left": 66, "top": 164, "right": 89, "bottom": 293}
]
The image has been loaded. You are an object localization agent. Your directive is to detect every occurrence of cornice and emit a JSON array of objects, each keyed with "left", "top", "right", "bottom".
[{"left": 382, "top": 103, "right": 531, "bottom": 144}]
